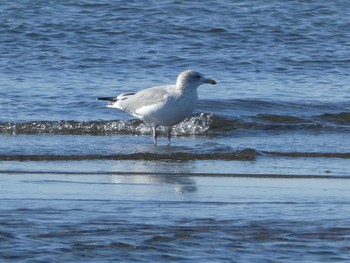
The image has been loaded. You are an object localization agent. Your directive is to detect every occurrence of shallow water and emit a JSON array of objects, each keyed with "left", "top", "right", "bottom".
[
  {"left": 1, "top": 172, "right": 350, "bottom": 262},
  {"left": 1, "top": 0, "right": 350, "bottom": 261}
]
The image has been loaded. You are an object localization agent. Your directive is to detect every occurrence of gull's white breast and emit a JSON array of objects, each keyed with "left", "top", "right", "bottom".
[{"left": 134, "top": 90, "right": 198, "bottom": 127}]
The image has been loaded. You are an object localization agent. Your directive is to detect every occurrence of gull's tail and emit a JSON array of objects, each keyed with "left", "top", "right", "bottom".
[
  {"left": 97, "top": 92, "right": 136, "bottom": 102},
  {"left": 96, "top": 97, "right": 118, "bottom": 102},
  {"left": 97, "top": 92, "right": 136, "bottom": 109}
]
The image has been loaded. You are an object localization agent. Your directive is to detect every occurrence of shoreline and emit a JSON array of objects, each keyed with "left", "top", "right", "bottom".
[
  {"left": 2, "top": 170, "right": 349, "bottom": 200},
  {"left": 1, "top": 154, "right": 349, "bottom": 177},
  {"left": 1, "top": 169, "right": 350, "bottom": 179}
]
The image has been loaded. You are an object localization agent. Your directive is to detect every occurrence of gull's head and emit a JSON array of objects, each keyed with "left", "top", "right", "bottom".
[{"left": 176, "top": 70, "right": 216, "bottom": 91}]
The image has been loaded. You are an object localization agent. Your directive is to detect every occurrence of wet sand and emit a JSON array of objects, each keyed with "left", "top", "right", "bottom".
[{"left": 1, "top": 168, "right": 350, "bottom": 262}]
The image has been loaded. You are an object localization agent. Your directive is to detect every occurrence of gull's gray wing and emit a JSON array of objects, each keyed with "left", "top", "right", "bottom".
[{"left": 121, "top": 85, "right": 175, "bottom": 113}]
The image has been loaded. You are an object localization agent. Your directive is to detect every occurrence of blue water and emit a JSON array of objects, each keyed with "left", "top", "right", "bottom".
[
  {"left": 1, "top": 0, "right": 350, "bottom": 121},
  {"left": 1, "top": 1, "right": 350, "bottom": 262}
]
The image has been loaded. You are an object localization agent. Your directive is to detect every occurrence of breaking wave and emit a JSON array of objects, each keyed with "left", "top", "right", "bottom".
[
  {"left": 0, "top": 111, "right": 349, "bottom": 136},
  {"left": 0, "top": 113, "right": 212, "bottom": 136}
]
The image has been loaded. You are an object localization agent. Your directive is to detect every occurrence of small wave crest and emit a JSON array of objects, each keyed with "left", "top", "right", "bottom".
[
  {"left": 0, "top": 149, "right": 257, "bottom": 161},
  {"left": 0, "top": 113, "right": 213, "bottom": 136},
  {"left": 2, "top": 149, "right": 349, "bottom": 162},
  {"left": 0, "top": 111, "right": 349, "bottom": 136}
]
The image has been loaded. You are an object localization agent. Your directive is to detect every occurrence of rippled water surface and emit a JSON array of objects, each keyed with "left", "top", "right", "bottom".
[
  {"left": 1, "top": 0, "right": 350, "bottom": 262},
  {"left": 1, "top": 173, "right": 350, "bottom": 262}
]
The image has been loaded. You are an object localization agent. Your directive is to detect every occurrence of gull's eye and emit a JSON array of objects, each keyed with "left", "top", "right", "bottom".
[{"left": 195, "top": 75, "right": 201, "bottom": 79}]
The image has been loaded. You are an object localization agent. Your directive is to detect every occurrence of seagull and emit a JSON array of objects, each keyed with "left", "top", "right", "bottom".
[{"left": 97, "top": 70, "right": 216, "bottom": 145}]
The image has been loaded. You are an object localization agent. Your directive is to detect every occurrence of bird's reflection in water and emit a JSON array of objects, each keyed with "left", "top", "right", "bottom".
[{"left": 110, "top": 160, "right": 197, "bottom": 194}]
